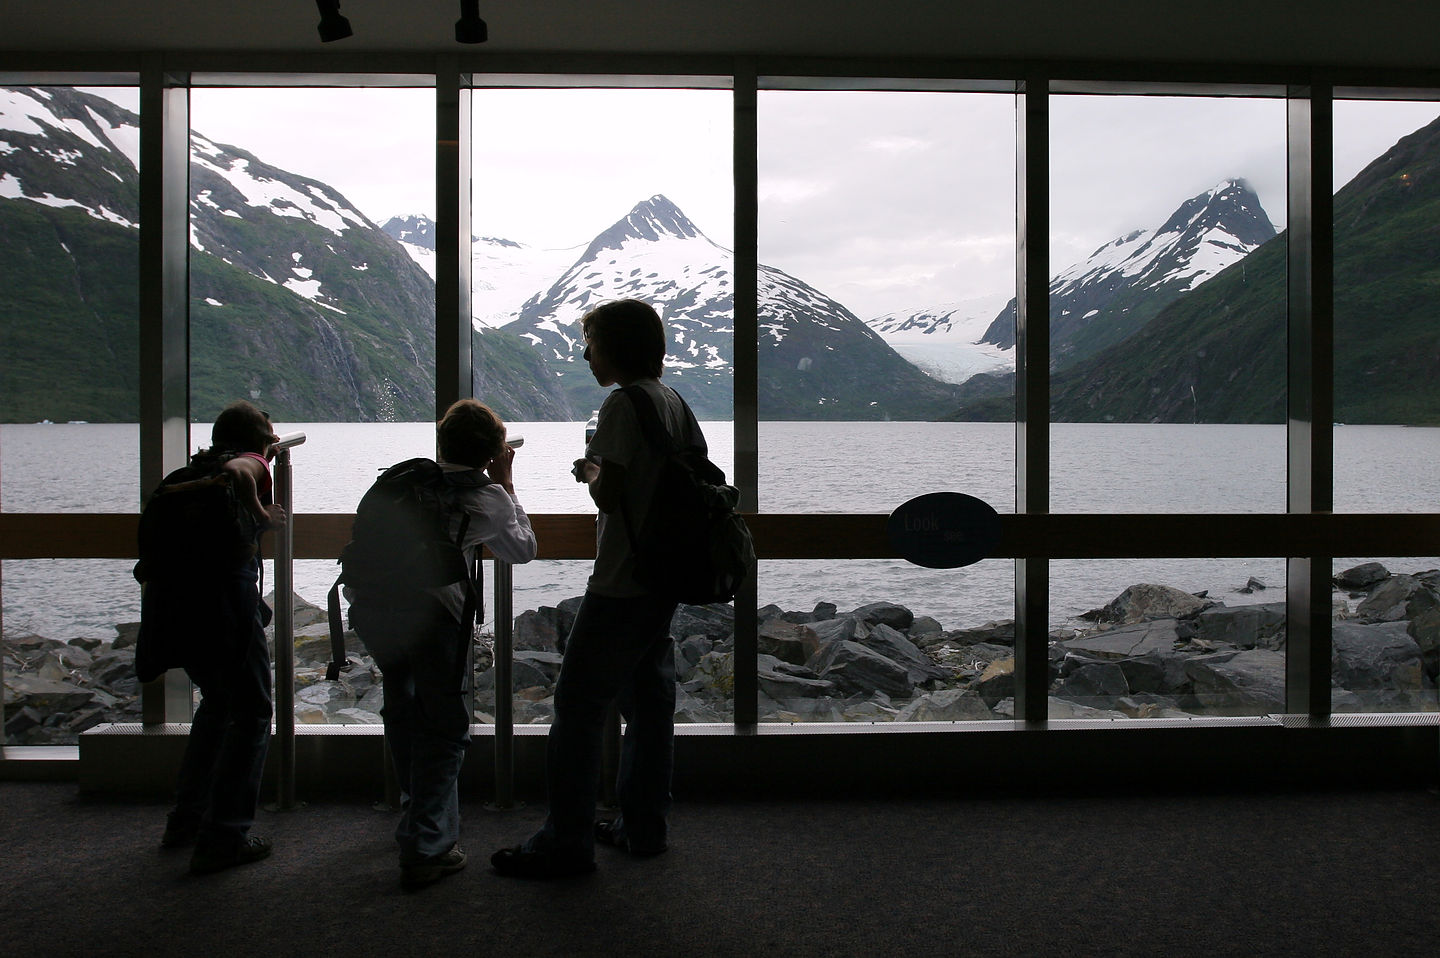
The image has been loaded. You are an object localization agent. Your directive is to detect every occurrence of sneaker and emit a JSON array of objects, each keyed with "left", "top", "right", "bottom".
[
  {"left": 401, "top": 847, "right": 468, "bottom": 890},
  {"left": 189, "top": 835, "right": 273, "bottom": 875},
  {"left": 160, "top": 814, "right": 200, "bottom": 849}
]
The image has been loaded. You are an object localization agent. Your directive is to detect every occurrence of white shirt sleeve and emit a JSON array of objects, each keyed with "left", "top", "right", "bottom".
[{"left": 455, "top": 482, "right": 537, "bottom": 565}]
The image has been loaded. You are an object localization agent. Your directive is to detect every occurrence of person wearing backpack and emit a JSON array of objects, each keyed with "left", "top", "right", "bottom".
[
  {"left": 143, "top": 400, "right": 286, "bottom": 875},
  {"left": 493, "top": 299, "right": 697, "bottom": 880},
  {"left": 347, "top": 399, "right": 536, "bottom": 889}
]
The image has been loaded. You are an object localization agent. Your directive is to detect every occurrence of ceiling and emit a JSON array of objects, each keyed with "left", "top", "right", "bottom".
[{"left": 4, "top": 0, "right": 1440, "bottom": 73}]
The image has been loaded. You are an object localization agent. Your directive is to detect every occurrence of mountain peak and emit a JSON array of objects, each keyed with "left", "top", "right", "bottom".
[
  {"left": 581, "top": 194, "right": 704, "bottom": 259},
  {"left": 1151, "top": 178, "right": 1274, "bottom": 248},
  {"left": 380, "top": 214, "right": 436, "bottom": 249}
]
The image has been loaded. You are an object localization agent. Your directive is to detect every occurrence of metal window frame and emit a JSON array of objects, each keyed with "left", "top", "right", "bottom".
[{"left": 4, "top": 55, "right": 1440, "bottom": 745}]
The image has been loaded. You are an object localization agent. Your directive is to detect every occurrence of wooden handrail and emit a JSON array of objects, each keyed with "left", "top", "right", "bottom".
[{"left": 3, "top": 512, "right": 1440, "bottom": 560}]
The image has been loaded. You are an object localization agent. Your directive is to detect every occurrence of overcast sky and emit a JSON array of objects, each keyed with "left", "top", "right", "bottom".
[{"left": 101, "top": 86, "right": 1440, "bottom": 322}]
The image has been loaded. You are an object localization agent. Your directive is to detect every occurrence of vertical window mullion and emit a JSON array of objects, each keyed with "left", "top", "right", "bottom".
[
  {"left": 138, "top": 61, "right": 194, "bottom": 724},
  {"left": 733, "top": 60, "right": 759, "bottom": 727},
  {"left": 436, "top": 62, "right": 472, "bottom": 415},
  {"left": 1015, "top": 77, "right": 1050, "bottom": 725},
  {"left": 1285, "top": 80, "right": 1335, "bottom": 718}
]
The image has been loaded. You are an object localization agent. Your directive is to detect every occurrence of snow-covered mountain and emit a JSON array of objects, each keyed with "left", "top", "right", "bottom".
[
  {"left": 980, "top": 178, "right": 1278, "bottom": 367},
  {"left": 504, "top": 195, "right": 737, "bottom": 417},
  {"left": 0, "top": 86, "right": 140, "bottom": 224},
  {"left": 380, "top": 214, "right": 583, "bottom": 329},
  {"left": 864, "top": 294, "right": 1013, "bottom": 384},
  {"left": 505, "top": 195, "right": 961, "bottom": 420},
  {"left": 2, "top": 85, "right": 469, "bottom": 422}
]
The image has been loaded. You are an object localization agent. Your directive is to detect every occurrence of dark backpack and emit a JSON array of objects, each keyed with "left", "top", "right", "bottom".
[
  {"left": 134, "top": 454, "right": 265, "bottom": 682},
  {"left": 619, "top": 385, "right": 755, "bottom": 605},
  {"left": 134, "top": 455, "right": 259, "bottom": 585},
  {"left": 326, "top": 458, "right": 485, "bottom": 678}
]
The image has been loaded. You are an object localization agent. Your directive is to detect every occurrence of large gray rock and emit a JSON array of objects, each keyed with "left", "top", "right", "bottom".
[
  {"left": 1083, "top": 584, "right": 1211, "bottom": 624},
  {"left": 4, "top": 674, "right": 98, "bottom": 712},
  {"left": 1356, "top": 575, "right": 1440, "bottom": 623},
  {"left": 514, "top": 649, "right": 563, "bottom": 679},
  {"left": 1407, "top": 608, "right": 1440, "bottom": 680},
  {"left": 87, "top": 649, "right": 136, "bottom": 688},
  {"left": 857, "top": 623, "right": 948, "bottom": 685},
  {"left": 1113, "top": 653, "right": 1193, "bottom": 695},
  {"left": 1055, "top": 661, "right": 1130, "bottom": 700},
  {"left": 1334, "top": 562, "right": 1390, "bottom": 590},
  {"left": 1331, "top": 621, "right": 1424, "bottom": 690},
  {"left": 1194, "top": 602, "right": 1286, "bottom": 650},
  {"left": 808, "top": 616, "right": 870, "bottom": 648},
  {"left": 675, "top": 685, "right": 727, "bottom": 723},
  {"left": 672, "top": 603, "right": 736, "bottom": 642},
  {"left": 806, "top": 639, "right": 915, "bottom": 698},
  {"left": 296, "top": 682, "right": 355, "bottom": 714},
  {"left": 37, "top": 644, "right": 94, "bottom": 681},
  {"left": 513, "top": 608, "right": 564, "bottom": 651},
  {"left": 112, "top": 622, "right": 141, "bottom": 650},
  {"left": 757, "top": 618, "right": 819, "bottom": 666},
  {"left": 973, "top": 657, "right": 1015, "bottom": 707},
  {"left": 758, "top": 668, "right": 837, "bottom": 700},
  {"left": 848, "top": 602, "right": 915, "bottom": 632},
  {"left": 1115, "top": 695, "right": 1191, "bottom": 719},
  {"left": 895, "top": 689, "right": 995, "bottom": 721},
  {"left": 780, "top": 602, "right": 838, "bottom": 625},
  {"left": 1056, "top": 619, "right": 1182, "bottom": 661},
  {"left": 1045, "top": 697, "right": 1128, "bottom": 720},
  {"left": 1184, "top": 649, "right": 1285, "bottom": 714},
  {"left": 939, "top": 620, "right": 1015, "bottom": 648}
]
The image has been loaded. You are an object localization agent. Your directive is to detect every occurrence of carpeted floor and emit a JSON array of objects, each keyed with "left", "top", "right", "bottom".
[{"left": 4, "top": 781, "right": 1440, "bottom": 957}]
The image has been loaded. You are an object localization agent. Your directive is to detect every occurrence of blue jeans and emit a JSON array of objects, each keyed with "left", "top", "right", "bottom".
[
  {"left": 527, "top": 590, "right": 679, "bottom": 858},
  {"left": 352, "top": 596, "right": 470, "bottom": 863},
  {"left": 172, "top": 563, "right": 273, "bottom": 852}
]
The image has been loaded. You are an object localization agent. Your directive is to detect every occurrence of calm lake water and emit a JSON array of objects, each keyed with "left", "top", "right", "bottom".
[{"left": 4, "top": 420, "right": 1440, "bottom": 640}]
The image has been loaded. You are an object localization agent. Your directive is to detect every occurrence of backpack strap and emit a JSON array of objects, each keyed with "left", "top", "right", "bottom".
[
  {"left": 325, "top": 579, "right": 346, "bottom": 681},
  {"left": 621, "top": 384, "right": 705, "bottom": 455},
  {"left": 618, "top": 384, "right": 709, "bottom": 566}
]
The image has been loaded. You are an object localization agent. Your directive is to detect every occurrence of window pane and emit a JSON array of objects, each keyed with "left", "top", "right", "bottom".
[
  {"left": 1048, "top": 95, "right": 1287, "bottom": 513},
  {"left": 471, "top": 85, "right": 735, "bottom": 724},
  {"left": 1333, "top": 97, "right": 1440, "bottom": 511},
  {"left": 1329, "top": 97, "right": 1440, "bottom": 713},
  {"left": 757, "top": 89, "right": 1016, "bottom": 723},
  {"left": 190, "top": 86, "right": 435, "bottom": 726},
  {"left": 2, "top": 84, "right": 141, "bottom": 743},
  {"left": 1050, "top": 558, "right": 1287, "bottom": 719},
  {"left": 1332, "top": 557, "right": 1440, "bottom": 713},
  {"left": 758, "top": 558, "right": 1014, "bottom": 723}
]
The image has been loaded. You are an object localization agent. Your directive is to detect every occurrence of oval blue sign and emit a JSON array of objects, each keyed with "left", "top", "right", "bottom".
[{"left": 887, "top": 492, "right": 1001, "bottom": 569}]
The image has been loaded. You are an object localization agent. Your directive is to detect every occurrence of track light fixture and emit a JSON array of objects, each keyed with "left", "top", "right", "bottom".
[
  {"left": 455, "top": 0, "right": 488, "bottom": 43},
  {"left": 316, "top": 0, "right": 353, "bottom": 43}
]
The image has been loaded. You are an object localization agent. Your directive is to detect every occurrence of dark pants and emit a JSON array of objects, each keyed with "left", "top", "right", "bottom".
[
  {"left": 352, "top": 596, "right": 471, "bottom": 863},
  {"left": 171, "top": 564, "right": 273, "bottom": 852},
  {"left": 527, "top": 591, "right": 679, "bottom": 858}
]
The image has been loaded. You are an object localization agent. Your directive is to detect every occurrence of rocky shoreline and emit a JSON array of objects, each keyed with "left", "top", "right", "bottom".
[{"left": 5, "top": 561, "right": 1438, "bottom": 743}]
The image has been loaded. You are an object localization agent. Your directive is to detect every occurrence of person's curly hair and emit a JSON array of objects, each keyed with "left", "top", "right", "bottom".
[
  {"left": 207, "top": 401, "right": 274, "bottom": 455},
  {"left": 437, "top": 398, "right": 506, "bottom": 467}
]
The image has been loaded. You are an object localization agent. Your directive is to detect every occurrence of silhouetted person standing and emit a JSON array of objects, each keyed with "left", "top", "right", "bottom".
[{"left": 493, "top": 299, "right": 695, "bottom": 879}]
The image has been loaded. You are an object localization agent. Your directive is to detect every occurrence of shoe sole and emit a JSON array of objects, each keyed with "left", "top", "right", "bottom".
[
  {"left": 189, "top": 843, "right": 272, "bottom": 875},
  {"left": 401, "top": 862, "right": 467, "bottom": 889},
  {"left": 491, "top": 847, "right": 596, "bottom": 880}
]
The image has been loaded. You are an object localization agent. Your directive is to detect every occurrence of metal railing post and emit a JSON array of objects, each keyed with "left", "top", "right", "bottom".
[
  {"left": 489, "top": 558, "right": 520, "bottom": 808},
  {"left": 270, "top": 432, "right": 305, "bottom": 810}
]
